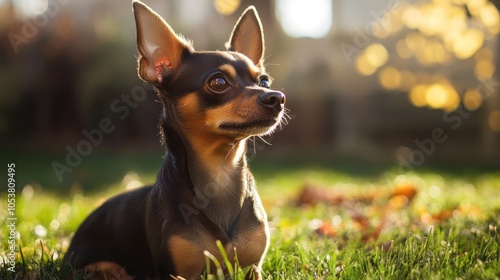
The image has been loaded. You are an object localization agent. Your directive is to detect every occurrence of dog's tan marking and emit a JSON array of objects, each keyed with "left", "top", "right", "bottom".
[
  {"left": 234, "top": 222, "right": 269, "bottom": 268},
  {"left": 248, "top": 63, "right": 263, "bottom": 80},
  {"left": 169, "top": 235, "right": 240, "bottom": 278},
  {"left": 219, "top": 64, "right": 237, "bottom": 79},
  {"left": 168, "top": 230, "right": 267, "bottom": 279},
  {"left": 177, "top": 93, "right": 250, "bottom": 160},
  {"left": 217, "top": 51, "right": 263, "bottom": 78},
  {"left": 168, "top": 236, "right": 207, "bottom": 279}
]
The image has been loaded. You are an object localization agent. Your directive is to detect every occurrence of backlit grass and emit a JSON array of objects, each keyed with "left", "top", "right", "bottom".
[{"left": 1, "top": 156, "right": 499, "bottom": 279}]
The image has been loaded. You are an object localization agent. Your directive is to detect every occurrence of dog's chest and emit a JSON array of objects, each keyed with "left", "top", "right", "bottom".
[{"left": 167, "top": 218, "right": 268, "bottom": 279}]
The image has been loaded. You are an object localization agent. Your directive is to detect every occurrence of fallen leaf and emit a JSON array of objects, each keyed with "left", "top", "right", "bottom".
[
  {"left": 391, "top": 184, "right": 418, "bottom": 202},
  {"left": 296, "top": 184, "right": 343, "bottom": 206},
  {"left": 316, "top": 220, "right": 336, "bottom": 237}
]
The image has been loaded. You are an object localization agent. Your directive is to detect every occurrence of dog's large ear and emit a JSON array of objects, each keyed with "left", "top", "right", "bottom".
[
  {"left": 133, "top": 1, "right": 192, "bottom": 84},
  {"left": 226, "top": 6, "right": 264, "bottom": 66}
]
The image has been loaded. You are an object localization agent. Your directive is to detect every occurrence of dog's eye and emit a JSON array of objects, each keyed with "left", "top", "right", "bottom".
[
  {"left": 259, "top": 77, "right": 271, "bottom": 89},
  {"left": 208, "top": 76, "right": 229, "bottom": 93}
]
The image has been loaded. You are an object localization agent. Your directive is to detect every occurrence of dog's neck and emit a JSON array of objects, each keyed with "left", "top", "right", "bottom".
[
  {"left": 158, "top": 109, "right": 251, "bottom": 232},
  {"left": 184, "top": 133, "right": 250, "bottom": 231}
]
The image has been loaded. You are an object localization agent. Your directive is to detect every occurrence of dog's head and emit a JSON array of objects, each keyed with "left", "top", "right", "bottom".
[{"left": 132, "top": 1, "right": 285, "bottom": 142}]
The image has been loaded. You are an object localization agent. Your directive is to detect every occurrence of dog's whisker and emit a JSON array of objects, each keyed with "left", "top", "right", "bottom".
[
  {"left": 262, "top": 54, "right": 273, "bottom": 62},
  {"left": 225, "top": 140, "right": 240, "bottom": 159},
  {"left": 281, "top": 116, "right": 289, "bottom": 125},
  {"left": 257, "top": 136, "right": 272, "bottom": 146}
]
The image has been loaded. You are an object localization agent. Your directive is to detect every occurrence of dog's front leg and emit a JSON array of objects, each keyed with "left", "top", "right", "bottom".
[{"left": 245, "top": 265, "right": 263, "bottom": 280}]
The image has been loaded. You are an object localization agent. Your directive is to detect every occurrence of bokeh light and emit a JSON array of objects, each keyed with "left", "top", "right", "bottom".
[
  {"left": 379, "top": 66, "right": 401, "bottom": 90},
  {"left": 356, "top": 43, "right": 389, "bottom": 76},
  {"left": 452, "top": 29, "right": 484, "bottom": 59},
  {"left": 467, "top": 0, "right": 489, "bottom": 16},
  {"left": 474, "top": 59, "right": 496, "bottom": 80},
  {"left": 489, "top": 110, "right": 500, "bottom": 132},
  {"left": 213, "top": 0, "right": 241, "bottom": 16},
  {"left": 365, "top": 44, "right": 389, "bottom": 68},
  {"left": 356, "top": 54, "right": 377, "bottom": 76},
  {"left": 122, "top": 172, "right": 144, "bottom": 190},
  {"left": 478, "top": 3, "right": 500, "bottom": 27},
  {"left": 366, "top": 0, "right": 499, "bottom": 113},
  {"left": 463, "top": 88, "right": 483, "bottom": 111},
  {"left": 426, "top": 83, "right": 450, "bottom": 109},
  {"left": 408, "top": 82, "right": 460, "bottom": 111},
  {"left": 409, "top": 85, "right": 428, "bottom": 107},
  {"left": 34, "top": 224, "right": 47, "bottom": 237}
]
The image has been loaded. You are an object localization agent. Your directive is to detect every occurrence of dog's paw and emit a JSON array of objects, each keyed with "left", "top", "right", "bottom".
[
  {"left": 245, "top": 265, "right": 262, "bottom": 280},
  {"left": 84, "top": 261, "right": 134, "bottom": 280}
]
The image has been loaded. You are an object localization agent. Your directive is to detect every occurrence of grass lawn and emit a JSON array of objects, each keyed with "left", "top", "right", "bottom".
[{"left": 1, "top": 153, "right": 499, "bottom": 279}]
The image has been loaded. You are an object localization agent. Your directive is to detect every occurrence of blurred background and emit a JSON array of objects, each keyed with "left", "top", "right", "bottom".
[{"left": 0, "top": 0, "right": 499, "bottom": 191}]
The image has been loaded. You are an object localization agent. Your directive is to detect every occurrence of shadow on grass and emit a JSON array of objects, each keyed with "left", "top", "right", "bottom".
[
  {"left": 1, "top": 149, "right": 163, "bottom": 195},
  {"left": 2, "top": 149, "right": 498, "bottom": 196}
]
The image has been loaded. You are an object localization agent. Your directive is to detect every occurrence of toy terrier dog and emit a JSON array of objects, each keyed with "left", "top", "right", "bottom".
[{"left": 64, "top": 1, "right": 286, "bottom": 279}]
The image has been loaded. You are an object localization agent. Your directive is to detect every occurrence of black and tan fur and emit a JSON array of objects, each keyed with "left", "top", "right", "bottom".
[{"left": 64, "top": 1, "right": 286, "bottom": 279}]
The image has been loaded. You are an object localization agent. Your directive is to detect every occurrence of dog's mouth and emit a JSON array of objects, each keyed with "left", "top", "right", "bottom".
[{"left": 219, "top": 117, "right": 281, "bottom": 135}]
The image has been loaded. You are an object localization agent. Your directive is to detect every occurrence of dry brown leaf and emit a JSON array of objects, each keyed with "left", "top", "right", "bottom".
[
  {"left": 296, "top": 184, "right": 343, "bottom": 206},
  {"left": 316, "top": 220, "right": 336, "bottom": 237}
]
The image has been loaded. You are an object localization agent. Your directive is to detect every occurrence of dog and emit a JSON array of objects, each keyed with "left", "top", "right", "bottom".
[{"left": 64, "top": 1, "right": 286, "bottom": 279}]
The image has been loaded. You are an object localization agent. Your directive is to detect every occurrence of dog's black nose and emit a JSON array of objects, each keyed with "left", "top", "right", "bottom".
[{"left": 259, "top": 91, "right": 285, "bottom": 113}]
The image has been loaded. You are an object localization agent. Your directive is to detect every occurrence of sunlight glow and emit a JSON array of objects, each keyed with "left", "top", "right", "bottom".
[
  {"left": 276, "top": 0, "right": 333, "bottom": 38},
  {"left": 15, "top": 0, "right": 48, "bottom": 18}
]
